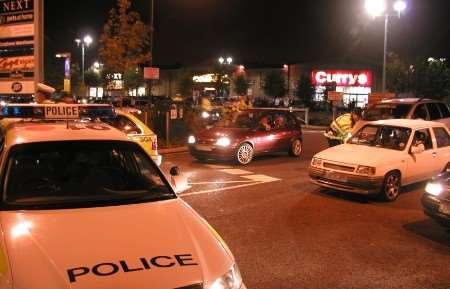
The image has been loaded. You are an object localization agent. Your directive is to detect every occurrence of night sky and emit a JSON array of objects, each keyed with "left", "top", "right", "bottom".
[{"left": 44, "top": 0, "right": 450, "bottom": 67}]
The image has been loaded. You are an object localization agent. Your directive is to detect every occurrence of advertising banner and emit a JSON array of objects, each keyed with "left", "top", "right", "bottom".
[
  {"left": 311, "top": 70, "right": 373, "bottom": 87},
  {"left": 0, "top": 0, "right": 41, "bottom": 95}
]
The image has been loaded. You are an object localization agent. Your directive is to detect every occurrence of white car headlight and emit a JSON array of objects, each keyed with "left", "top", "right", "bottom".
[
  {"left": 209, "top": 264, "right": 242, "bottom": 289},
  {"left": 425, "top": 182, "right": 444, "bottom": 197},
  {"left": 216, "top": 137, "right": 231, "bottom": 147},
  {"left": 188, "top": 135, "right": 196, "bottom": 144},
  {"left": 356, "top": 165, "right": 376, "bottom": 176},
  {"left": 311, "top": 158, "right": 323, "bottom": 167},
  {"left": 202, "top": 111, "right": 210, "bottom": 119}
]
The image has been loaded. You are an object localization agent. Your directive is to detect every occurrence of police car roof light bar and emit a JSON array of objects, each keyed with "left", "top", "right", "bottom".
[{"left": 0, "top": 104, "right": 116, "bottom": 120}]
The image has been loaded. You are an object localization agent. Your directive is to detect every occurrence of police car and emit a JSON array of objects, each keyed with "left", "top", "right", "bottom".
[
  {"left": 103, "top": 107, "right": 162, "bottom": 166},
  {"left": 0, "top": 104, "right": 246, "bottom": 289},
  {"left": 310, "top": 119, "right": 450, "bottom": 201}
]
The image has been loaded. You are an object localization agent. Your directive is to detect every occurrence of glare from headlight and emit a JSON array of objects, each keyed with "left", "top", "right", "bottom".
[
  {"left": 356, "top": 165, "right": 376, "bottom": 175},
  {"left": 202, "top": 111, "right": 210, "bottom": 119},
  {"left": 216, "top": 137, "right": 231, "bottom": 147},
  {"left": 425, "top": 182, "right": 444, "bottom": 197},
  {"left": 188, "top": 135, "right": 196, "bottom": 144},
  {"left": 209, "top": 264, "right": 242, "bottom": 289}
]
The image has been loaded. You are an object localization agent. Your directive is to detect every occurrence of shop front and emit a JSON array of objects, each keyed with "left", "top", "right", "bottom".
[{"left": 311, "top": 69, "right": 373, "bottom": 107}]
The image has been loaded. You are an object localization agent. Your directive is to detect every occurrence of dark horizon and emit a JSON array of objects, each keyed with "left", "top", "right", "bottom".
[{"left": 44, "top": 0, "right": 450, "bottom": 68}]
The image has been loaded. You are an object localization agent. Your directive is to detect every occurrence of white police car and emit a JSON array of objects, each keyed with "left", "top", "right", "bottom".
[{"left": 0, "top": 104, "right": 246, "bottom": 289}]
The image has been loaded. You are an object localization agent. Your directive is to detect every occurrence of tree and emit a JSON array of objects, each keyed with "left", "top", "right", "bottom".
[
  {"left": 412, "top": 58, "right": 450, "bottom": 100},
  {"left": 296, "top": 74, "right": 315, "bottom": 107},
  {"left": 84, "top": 69, "right": 104, "bottom": 88},
  {"left": 99, "top": 0, "right": 151, "bottom": 78},
  {"left": 386, "top": 52, "right": 411, "bottom": 94},
  {"left": 263, "top": 72, "right": 286, "bottom": 99},
  {"left": 233, "top": 75, "right": 249, "bottom": 96},
  {"left": 123, "top": 68, "right": 144, "bottom": 91}
]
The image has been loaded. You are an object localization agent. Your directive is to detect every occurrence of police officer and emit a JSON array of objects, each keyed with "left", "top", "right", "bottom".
[
  {"left": 324, "top": 108, "right": 362, "bottom": 147},
  {"left": 35, "top": 83, "right": 56, "bottom": 104}
]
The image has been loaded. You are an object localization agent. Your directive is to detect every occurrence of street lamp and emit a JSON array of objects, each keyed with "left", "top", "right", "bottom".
[
  {"left": 75, "top": 35, "right": 93, "bottom": 85},
  {"left": 365, "top": 0, "right": 407, "bottom": 93},
  {"left": 218, "top": 56, "right": 233, "bottom": 65}
]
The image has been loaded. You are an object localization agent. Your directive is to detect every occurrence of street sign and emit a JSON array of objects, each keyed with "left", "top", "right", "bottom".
[
  {"left": 144, "top": 67, "right": 160, "bottom": 80},
  {"left": 328, "top": 91, "right": 344, "bottom": 102}
]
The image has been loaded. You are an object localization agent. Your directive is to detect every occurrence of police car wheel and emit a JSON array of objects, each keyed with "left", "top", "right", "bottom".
[
  {"left": 236, "top": 143, "right": 254, "bottom": 165},
  {"left": 288, "top": 139, "right": 303, "bottom": 157},
  {"left": 380, "top": 171, "right": 401, "bottom": 202}
]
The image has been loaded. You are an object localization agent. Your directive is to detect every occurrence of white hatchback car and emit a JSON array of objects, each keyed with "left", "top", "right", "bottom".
[
  {"left": 310, "top": 119, "right": 450, "bottom": 201},
  {"left": 0, "top": 104, "right": 246, "bottom": 289}
]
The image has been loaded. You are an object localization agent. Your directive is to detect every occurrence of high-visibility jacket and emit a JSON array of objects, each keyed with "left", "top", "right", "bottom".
[{"left": 324, "top": 113, "right": 353, "bottom": 142}]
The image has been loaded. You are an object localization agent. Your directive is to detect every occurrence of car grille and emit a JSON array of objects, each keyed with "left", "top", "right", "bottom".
[
  {"left": 323, "top": 162, "right": 355, "bottom": 172},
  {"left": 174, "top": 284, "right": 203, "bottom": 289}
]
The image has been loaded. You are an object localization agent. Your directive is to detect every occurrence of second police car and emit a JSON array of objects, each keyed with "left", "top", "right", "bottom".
[
  {"left": 310, "top": 119, "right": 450, "bottom": 201},
  {"left": 0, "top": 104, "right": 246, "bottom": 289}
]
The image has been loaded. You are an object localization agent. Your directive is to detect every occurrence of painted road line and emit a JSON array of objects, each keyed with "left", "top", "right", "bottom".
[
  {"left": 303, "top": 130, "right": 325, "bottom": 134},
  {"left": 241, "top": 174, "right": 281, "bottom": 182},
  {"left": 189, "top": 180, "right": 257, "bottom": 185},
  {"left": 204, "top": 164, "right": 232, "bottom": 169},
  {"left": 220, "top": 169, "right": 253, "bottom": 175}
]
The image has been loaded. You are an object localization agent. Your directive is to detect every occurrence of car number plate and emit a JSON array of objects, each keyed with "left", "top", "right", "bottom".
[
  {"left": 195, "top": 144, "right": 213, "bottom": 151},
  {"left": 44, "top": 105, "right": 79, "bottom": 119},
  {"left": 325, "top": 171, "right": 348, "bottom": 182},
  {"left": 438, "top": 203, "right": 450, "bottom": 215}
]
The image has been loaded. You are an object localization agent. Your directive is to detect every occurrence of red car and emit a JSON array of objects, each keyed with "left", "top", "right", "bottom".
[{"left": 188, "top": 109, "right": 303, "bottom": 165}]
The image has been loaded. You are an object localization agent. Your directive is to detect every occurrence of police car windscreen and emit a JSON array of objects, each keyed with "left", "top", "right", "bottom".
[
  {"left": 363, "top": 104, "right": 412, "bottom": 121},
  {"left": 4, "top": 141, "right": 175, "bottom": 209}
]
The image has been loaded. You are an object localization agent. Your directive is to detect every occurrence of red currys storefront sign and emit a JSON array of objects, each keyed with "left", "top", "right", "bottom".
[{"left": 311, "top": 70, "right": 373, "bottom": 87}]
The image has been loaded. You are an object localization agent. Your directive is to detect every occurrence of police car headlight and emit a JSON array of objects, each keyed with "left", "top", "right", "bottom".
[
  {"left": 209, "top": 264, "right": 242, "bottom": 289},
  {"left": 356, "top": 165, "right": 376, "bottom": 176},
  {"left": 188, "top": 135, "right": 196, "bottom": 144},
  {"left": 311, "top": 158, "right": 323, "bottom": 167},
  {"left": 216, "top": 137, "right": 231, "bottom": 147},
  {"left": 202, "top": 111, "right": 210, "bottom": 119},
  {"left": 425, "top": 182, "right": 445, "bottom": 197}
]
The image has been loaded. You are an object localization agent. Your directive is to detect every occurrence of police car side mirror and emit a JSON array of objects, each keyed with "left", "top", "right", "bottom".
[
  {"left": 170, "top": 166, "right": 180, "bottom": 176},
  {"left": 170, "top": 166, "right": 189, "bottom": 193}
]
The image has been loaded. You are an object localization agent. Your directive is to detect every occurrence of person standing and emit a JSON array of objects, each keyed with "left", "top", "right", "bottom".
[{"left": 324, "top": 108, "right": 362, "bottom": 147}]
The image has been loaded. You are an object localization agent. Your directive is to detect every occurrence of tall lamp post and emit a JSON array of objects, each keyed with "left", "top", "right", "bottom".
[
  {"left": 218, "top": 56, "right": 233, "bottom": 97},
  {"left": 75, "top": 35, "right": 93, "bottom": 85},
  {"left": 365, "top": 0, "right": 407, "bottom": 93}
]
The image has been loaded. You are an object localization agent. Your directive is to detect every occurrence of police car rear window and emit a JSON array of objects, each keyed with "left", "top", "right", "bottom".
[{"left": 3, "top": 141, "right": 175, "bottom": 210}]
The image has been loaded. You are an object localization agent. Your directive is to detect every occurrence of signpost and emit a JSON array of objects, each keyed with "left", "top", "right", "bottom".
[{"left": 0, "top": 0, "right": 43, "bottom": 96}]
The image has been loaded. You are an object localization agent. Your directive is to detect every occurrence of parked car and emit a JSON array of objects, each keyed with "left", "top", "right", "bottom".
[
  {"left": 310, "top": 119, "right": 450, "bottom": 201},
  {"left": 354, "top": 98, "right": 450, "bottom": 132},
  {"left": 103, "top": 107, "right": 162, "bottom": 166},
  {"left": 188, "top": 108, "right": 303, "bottom": 165},
  {"left": 421, "top": 171, "right": 450, "bottom": 228}
]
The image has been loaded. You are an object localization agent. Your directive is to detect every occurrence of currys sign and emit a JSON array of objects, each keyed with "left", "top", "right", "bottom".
[{"left": 311, "top": 70, "right": 373, "bottom": 87}]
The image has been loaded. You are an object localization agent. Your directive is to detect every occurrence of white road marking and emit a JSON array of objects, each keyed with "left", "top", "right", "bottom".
[
  {"left": 303, "top": 130, "right": 325, "bottom": 134},
  {"left": 204, "top": 164, "right": 232, "bottom": 169},
  {"left": 241, "top": 174, "right": 281, "bottom": 182},
  {"left": 189, "top": 180, "right": 256, "bottom": 185},
  {"left": 220, "top": 169, "right": 253, "bottom": 175}
]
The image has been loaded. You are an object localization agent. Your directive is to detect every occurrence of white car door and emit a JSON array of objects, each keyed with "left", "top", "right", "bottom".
[
  {"left": 432, "top": 126, "right": 450, "bottom": 172},
  {"left": 405, "top": 128, "right": 437, "bottom": 184}
]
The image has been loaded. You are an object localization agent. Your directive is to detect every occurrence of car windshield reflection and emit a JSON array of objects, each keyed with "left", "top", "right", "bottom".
[{"left": 349, "top": 125, "right": 411, "bottom": 151}]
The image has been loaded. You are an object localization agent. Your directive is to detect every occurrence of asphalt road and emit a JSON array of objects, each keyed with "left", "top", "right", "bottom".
[{"left": 161, "top": 131, "right": 450, "bottom": 289}]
